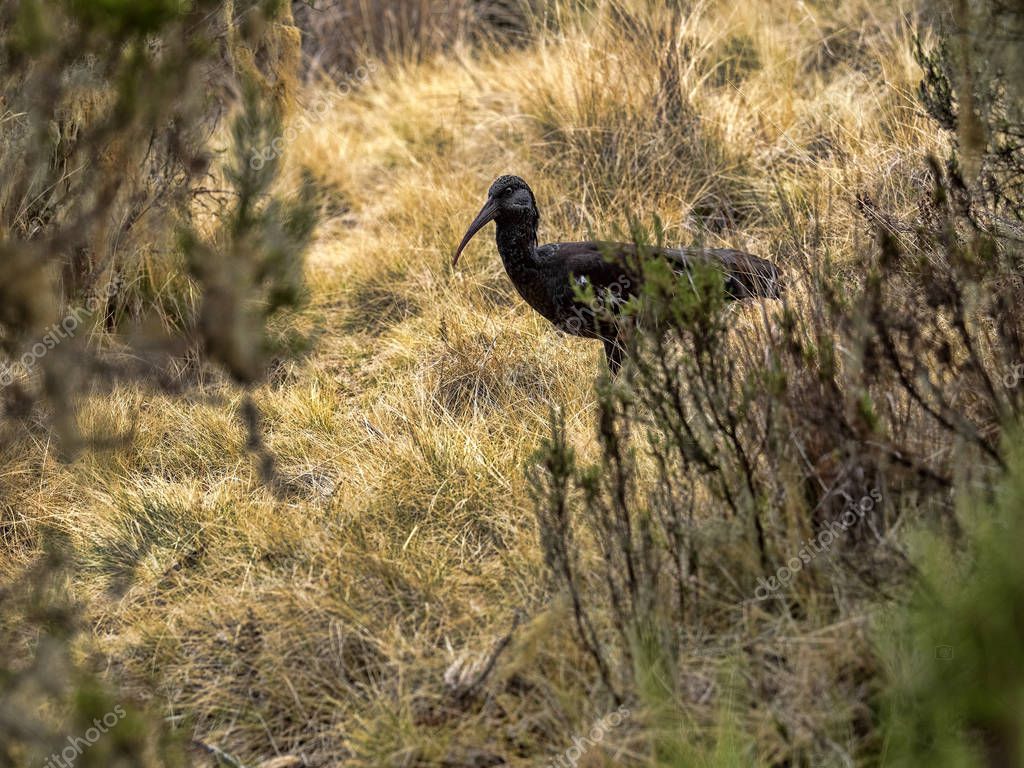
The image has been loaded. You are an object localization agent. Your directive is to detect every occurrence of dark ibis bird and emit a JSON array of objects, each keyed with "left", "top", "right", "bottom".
[{"left": 453, "top": 175, "right": 782, "bottom": 374}]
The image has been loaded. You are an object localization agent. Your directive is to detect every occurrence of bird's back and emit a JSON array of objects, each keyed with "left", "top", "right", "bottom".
[{"left": 539, "top": 241, "right": 782, "bottom": 300}]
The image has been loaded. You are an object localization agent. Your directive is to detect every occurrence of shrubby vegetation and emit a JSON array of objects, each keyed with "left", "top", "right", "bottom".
[
  {"left": 531, "top": 0, "right": 1024, "bottom": 764},
  {"left": 1, "top": 0, "right": 313, "bottom": 763},
  {"left": 0, "top": 0, "right": 314, "bottom": 442}
]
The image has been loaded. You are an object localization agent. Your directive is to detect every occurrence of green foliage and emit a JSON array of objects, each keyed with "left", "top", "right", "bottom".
[
  {"left": 0, "top": 0, "right": 315, "bottom": 447},
  {"left": 650, "top": 670, "right": 756, "bottom": 768},
  {"left": 67, "top": 0, "right": 192, "bottom": 35},
  {"left": 878, "top": 434, "right": 1024, "bottom": 768},
  {"left": 182, "top": 82, "right": 317, "bottom": 384},
  {"left": 0, "top": 0, "right": 315, "bottom": 757},
  {"left": 0, "top": 540, "right": 188, "bottom": 767},
  {"left": 531, "top": 86, "right": 1024, "bottom": 768}
]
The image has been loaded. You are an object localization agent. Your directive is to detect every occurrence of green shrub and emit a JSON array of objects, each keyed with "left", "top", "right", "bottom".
[
  {"left": 0, "top": 538, "right": 189, "bottom": 767},
  {"left": 0, "top": 0, "right": 316, "bottom": 453},
  {"left": 878, "top": 434, "right": 1024, "bottom": 768}
]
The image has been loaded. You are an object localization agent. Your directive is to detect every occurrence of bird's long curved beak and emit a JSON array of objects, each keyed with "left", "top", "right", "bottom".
[{"left": 453, "top": 197, "right": 499, "bottom": 267}]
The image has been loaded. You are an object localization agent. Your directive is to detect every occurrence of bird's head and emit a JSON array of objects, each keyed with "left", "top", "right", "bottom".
[{"left": 453, "top": 175, "right": 537, "bottom": 266}]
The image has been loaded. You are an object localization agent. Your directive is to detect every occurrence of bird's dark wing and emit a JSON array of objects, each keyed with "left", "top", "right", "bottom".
[{"left": 544, "top": 241, "right": 782, "bottom": 300}]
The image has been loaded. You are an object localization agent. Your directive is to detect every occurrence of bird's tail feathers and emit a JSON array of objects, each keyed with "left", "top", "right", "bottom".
[
  {"left": 724, "top": 258, "right": 783, "bottom": 300},
  {"left": 705, "top": 249, "right": 783, "bottom": 300}
]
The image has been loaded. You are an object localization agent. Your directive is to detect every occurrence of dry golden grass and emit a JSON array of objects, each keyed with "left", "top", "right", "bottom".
[{"left": 5, "top": 0, "right": 952, "bottom": 764}]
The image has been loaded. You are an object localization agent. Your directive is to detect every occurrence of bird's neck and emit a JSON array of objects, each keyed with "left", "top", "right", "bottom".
[{"left": 494, "top": 213, "right": 540, "bottom": 279}]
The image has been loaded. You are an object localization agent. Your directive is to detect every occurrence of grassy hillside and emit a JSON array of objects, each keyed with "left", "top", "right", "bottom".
[{"left": 3, "top": 0, "right": 1021, "bottom": 766}]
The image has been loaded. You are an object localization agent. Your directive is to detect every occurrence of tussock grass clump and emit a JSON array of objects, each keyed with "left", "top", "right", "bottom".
[{"left": 521, "top": 5, "right": 759, "bottom": 231}]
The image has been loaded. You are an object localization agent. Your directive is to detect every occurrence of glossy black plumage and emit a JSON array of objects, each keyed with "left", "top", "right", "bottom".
[{"left": 453, "top": 175, "right": 782, "bottom": 374}]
